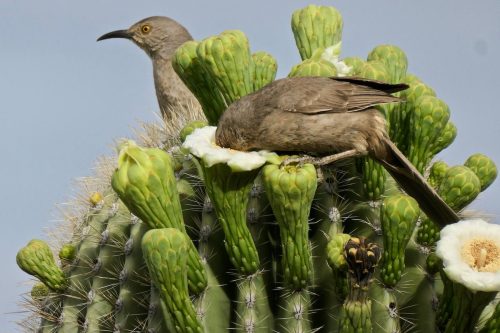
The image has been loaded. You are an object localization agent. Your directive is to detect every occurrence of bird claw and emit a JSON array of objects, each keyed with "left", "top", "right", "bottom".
[
  {"left": 280, "top": 149, "right": 363, "bottom": 168},
  {"left": 280, "top": 156, "right": 315, "bottom": 167}
]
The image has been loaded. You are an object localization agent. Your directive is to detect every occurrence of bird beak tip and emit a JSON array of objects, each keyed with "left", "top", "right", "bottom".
[{"left": 96, "top": 29, "right": 131, "bottom": 42}]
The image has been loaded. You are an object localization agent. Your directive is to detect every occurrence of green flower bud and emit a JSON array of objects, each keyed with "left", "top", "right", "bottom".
[
  {"left": 428, "top": 161, "right": 449, "bottom": 189},
  {"left": 252, "top": 51, "right": 277, "bottom": 90},
  {"left": 58, "top": 243, "right": 76, "bottom": 264},
  {"left": 262, "top": 163, "right": 317, "bottom": 289},
  {"left": 112, "top": 140, "right": 207, "bottom": 294},
  {"left": 367, "top": 45, "right": 408, "bottom": 84},
  {"left": 142, "top": 228, "right": 203, "bottom": 333},
  {"left": 172, "top": 41, "right": 226, "bottom": 125},
  {"left": 17, "top": 240, "right": 67, "bottom": 292},
  {"left": 197, "top": 30, "right": 254, "bottom": 104},
  {"left": 464, "top": 153, "right": 498, "bottom": 191},
  {"left": 379, "top": 195, "right": 420, "bottom": 287},
  {"left": 179, "top": 120, "right": 208, "bottom": 143},
  {"left": 291, "top": 5, "right": 343, "bottom": 60}
]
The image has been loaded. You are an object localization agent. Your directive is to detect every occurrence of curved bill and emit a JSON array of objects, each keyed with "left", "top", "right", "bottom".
[{"left": 97, "top": 29, "right": 131, "bottom": 41}]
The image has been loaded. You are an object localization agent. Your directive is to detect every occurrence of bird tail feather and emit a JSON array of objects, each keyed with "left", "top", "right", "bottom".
[{"left": 377, "top": 137, "right": 459, "bottom": 227}]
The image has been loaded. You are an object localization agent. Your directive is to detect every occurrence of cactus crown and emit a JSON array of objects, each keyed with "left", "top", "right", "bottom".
[{"left": 16, "top": 5, "right": 499, "bottom": 333}]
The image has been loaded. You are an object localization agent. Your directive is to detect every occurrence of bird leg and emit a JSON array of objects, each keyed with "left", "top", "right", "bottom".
[{"left": 281, "top": 149, "right": 364, "bottom": 167}]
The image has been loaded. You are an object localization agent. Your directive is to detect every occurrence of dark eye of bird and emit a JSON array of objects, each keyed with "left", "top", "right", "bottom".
[{"left": 141, "top": 25, "right": 151, "bottom": 33}]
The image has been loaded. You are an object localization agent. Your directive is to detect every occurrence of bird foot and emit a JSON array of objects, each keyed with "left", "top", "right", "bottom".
[{"left": 280, "top": 149, "right": 363, "bottom": 167}]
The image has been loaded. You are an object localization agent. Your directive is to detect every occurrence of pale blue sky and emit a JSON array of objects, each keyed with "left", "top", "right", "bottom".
[{"left": 2, "top": 1, "right": 500, "bottom": 331}]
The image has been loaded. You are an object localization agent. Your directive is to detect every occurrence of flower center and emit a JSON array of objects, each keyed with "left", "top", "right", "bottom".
[{"left": 461, "top": 238, "right": 500, "bottom": 272}]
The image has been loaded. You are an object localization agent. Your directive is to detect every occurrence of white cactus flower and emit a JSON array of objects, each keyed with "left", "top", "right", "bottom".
[
  {"left": 321, "top": 42, "right": 352, "bottom": 76},
  {"left": 182, "top": 126, "right": 277, "bottom": 172},
  {"left": 436, "top": 219, "right": 500, "bottom": 292}
]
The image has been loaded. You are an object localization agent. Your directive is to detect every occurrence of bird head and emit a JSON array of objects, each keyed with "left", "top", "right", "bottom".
[{"left": 97, "top": 16, "right": 192, "bottom": 59}]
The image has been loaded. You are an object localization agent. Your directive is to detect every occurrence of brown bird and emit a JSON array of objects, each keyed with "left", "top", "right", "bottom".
[
  {"left": 216, "top": 76, "right": 459, "bottom": 227},
  {"left": 97, "top": 16, "right": 204, "bottom": 123}
]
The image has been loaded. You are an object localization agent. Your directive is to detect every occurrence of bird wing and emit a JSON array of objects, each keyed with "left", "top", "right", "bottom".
[{"left": 275, "top": 77, "right": 408, "bottom": 115}]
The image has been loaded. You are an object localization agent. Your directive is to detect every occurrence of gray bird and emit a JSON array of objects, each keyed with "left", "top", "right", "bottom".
[
  {"left": 216, "top": 76, "right": 460, "bottom": 227},
  {"left": 97, "top": 16, "right": 204, "bottom": 123}
]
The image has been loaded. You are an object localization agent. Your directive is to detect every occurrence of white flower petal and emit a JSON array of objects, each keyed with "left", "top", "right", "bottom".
[
  {"left": 436, "top": 219, "right": 500, "bottom": 292},
  {"left": 182, "top": 126, "right": 269, "bottom": 172},
  {"left": 320, "top": 43, "right": 352, "bottom": 77}
]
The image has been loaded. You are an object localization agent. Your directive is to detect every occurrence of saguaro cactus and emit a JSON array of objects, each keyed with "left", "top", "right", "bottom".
[{"left": 16, "top": 5, "right": 500, "bottom": 333}]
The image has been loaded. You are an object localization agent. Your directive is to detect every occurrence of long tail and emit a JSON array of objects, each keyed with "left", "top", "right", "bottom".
[{"left": 376, "top": 137, "right": 459, "bottom": 227}]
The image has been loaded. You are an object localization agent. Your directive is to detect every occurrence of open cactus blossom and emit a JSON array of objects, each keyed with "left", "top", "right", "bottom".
[
  {"left": 436, "top": 219, "right": 500, "bottom": 292},
  {"left": 182, "top": 126, "right": 278, "bottom": 171}
]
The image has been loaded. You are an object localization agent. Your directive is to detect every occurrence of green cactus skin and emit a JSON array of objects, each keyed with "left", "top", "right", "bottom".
[
  {"left": 311, "top": 179, "right": 350, "bottom": 332},
  {"left": 262, "top": 163, "right": 317, "bottom": 290},
  {"left": 436, "top": 269, "right": 454, "bottom": 331},
  {"left": 379, "top": 194, "right": 420, "bottom": 287},
  {"left": 113, "top": 218, "right": 152, "bottom": 332},
  {"left": 401, "top": 270, "right": 440, "bottom": 333},
  {"left": 142, "top": 228, "right": 203, "bottom": 333},
  {"left": 111, "top": 141, "right": 207, "bottom": 295},
  {"left": 479, "top": 301, "right": 500, "bottom": 333},
  {"left": 367, "top": 45, "right": 408, "bottom": 84},
  {"left": 16, "top": 240, "right": 67, "bottom": 292},
  {"left": 417, "top": 165, "right": 481, "bottom": 246},
  {"left": 57, "top": 193, "right": 115, "bottom": 332},
  {"left": 251, "top": 51, "right": 277, "bottom": 91},
  {"left": 407, "top": 96, "right": 451, "bottom": 174},
  {"left": 245, "top": 176, "right": 275, "bottom": 300},
  {"left": 197, "top": 195, "right": 232, "bottom": 288},
  {"left": 464, "top": 153, "right": 498, "bottom": 191},
  {"left": 146, "top": 286, "right": 170, "bottom": 332},
  {"left": 291, "top": 4, "right": 343, "bottom": 60},
  {"left": 235, "top": 273, "right": 273, "bottom": 333},
  {"left": 369, "top": 284, "right": 401, "bottom": 333},
  {"left": 428, "top": 160, "right": 449, "bottom": 189},
  {"left": 197, "top": 30, "right": 254, "bottom": 105},
  {"left": 36, "top": 292, "right": 63, "bottom": 333},
  {"left": 288, "top": 57, "right": 338, "bottom": 77},
  {"left": 193, "top": 266, "right": 231, "bottom": 333},
  {"left": 442, "top": 282, "right": 496, "bottom": 333},
  {"left": 172, "top": 41, "right": 227, "bottom": 125},
  {"left": 276, "top": 291, "right": 312, "bottom": 332},
  {"left": 84, "top": 200, "right": 132, "bottom": 333}
]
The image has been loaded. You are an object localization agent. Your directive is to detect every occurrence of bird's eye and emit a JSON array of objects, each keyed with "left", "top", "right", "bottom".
[{"left": 141, "top": 24, "right": 151, "bottom": 34}]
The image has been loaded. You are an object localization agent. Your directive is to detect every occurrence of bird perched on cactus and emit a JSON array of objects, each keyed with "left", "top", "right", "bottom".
[
  {"left": 97, "top": 16, "right": 205, "bottom": 124},
  {"left": 215, "top": 76, "right": 459, "bottom": 227}
]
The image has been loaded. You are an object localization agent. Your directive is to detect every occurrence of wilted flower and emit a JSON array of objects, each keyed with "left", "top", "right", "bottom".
[
  {"left": 436, "top": 219, "right": 500, "bottom": 292},
  {"left": 321, "top": 42, "right": 351, "bottom": 76}
]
